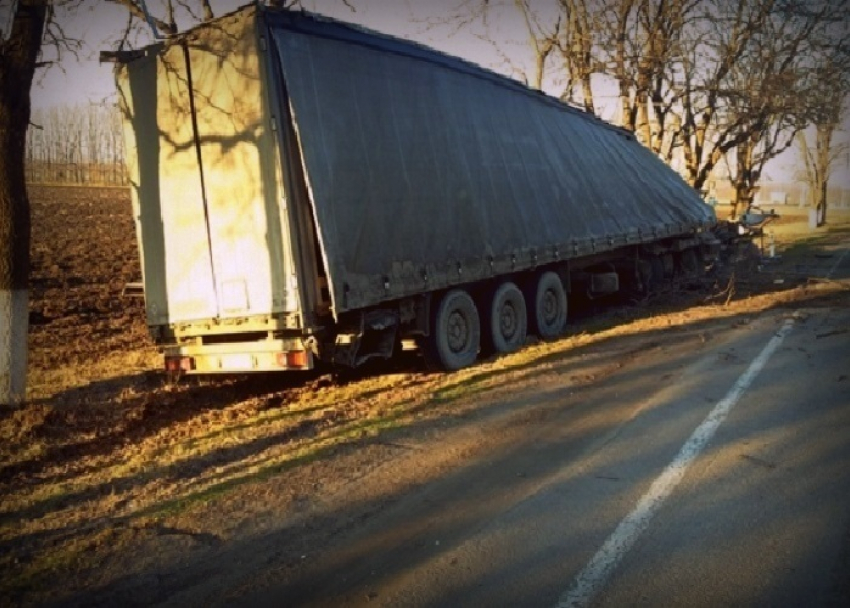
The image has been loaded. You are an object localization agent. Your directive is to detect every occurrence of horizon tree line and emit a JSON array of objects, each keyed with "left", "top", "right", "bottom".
[{"left": 26, "top": 102, "right": 127, "bottom": 185}]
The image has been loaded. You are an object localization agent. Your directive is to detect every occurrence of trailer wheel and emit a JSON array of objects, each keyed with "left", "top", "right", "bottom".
[
  {"left": 530, "top": 271, "right": 567, "bottom": 339},
  {"left": 648, "top": 255, "right": 665, "bottom": 291},
  {"left": 485, "top": 281, "right": 527, "bottom": 354},
  {"left": 426, "top": 289, "right": 480, "bottom": 371},
  {"left": 680, "top": 248, "right": 700, "bottom": 278}
]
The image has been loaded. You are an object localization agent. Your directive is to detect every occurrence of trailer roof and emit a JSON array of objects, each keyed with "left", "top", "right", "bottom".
[
  {"left": 261, "top": 7, "right": 632, "bottom": 138},
  {"left": 110, "top": 2, "right": 628, "bottom": 139}
]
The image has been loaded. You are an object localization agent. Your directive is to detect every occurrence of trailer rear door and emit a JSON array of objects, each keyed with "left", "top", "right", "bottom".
[{"left": 118, "top": 10, "right": 299, "bottom": 328}]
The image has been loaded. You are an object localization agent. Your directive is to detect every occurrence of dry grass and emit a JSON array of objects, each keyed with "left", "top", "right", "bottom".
[{"left": 2, "top": 188, "right": 849, "bottom": 604}]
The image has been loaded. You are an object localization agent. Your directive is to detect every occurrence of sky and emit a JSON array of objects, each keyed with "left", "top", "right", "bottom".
[
  {"left": 30, "top": 0, "right": 509, "bottom": 109},
  {"left": 24, "top": 0, "right": 850, "bottom": 188},
  {"left": 30, "top": 0, "right": 622, "bottom": 118}
]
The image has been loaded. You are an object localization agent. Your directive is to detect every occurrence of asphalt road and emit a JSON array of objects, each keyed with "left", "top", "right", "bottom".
[{"left": 238, "top": 248, "right": 850, "bottom": 608}]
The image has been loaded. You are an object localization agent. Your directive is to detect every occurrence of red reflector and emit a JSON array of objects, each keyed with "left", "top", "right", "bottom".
[
  {"left": 278, "top": 350, "right": 308, "bottom": 368},
  {"left": 165, "top": 357, "right": 194, "bottom": 372},
  {"left": 288, "top": 351, "right": 308, "bottom": 368}
]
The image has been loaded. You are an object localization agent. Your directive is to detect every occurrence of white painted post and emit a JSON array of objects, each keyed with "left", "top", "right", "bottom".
[{"left": 0, "top": 288, "right": 28, "bottom": 406}]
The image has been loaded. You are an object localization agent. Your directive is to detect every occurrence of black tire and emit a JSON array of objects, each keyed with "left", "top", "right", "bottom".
[
  {"left": 530, "top": 271, "right": 567, "bottom": 339},
  {"left": 680, "top": 248, "right": 700, "bottom": 277},
  {"left": 486, "top": 282, "right": 527, "bottom": 354},
  {"left": 633, "top": 259, "right": 653, "bottom": 296},
  {"left": 661, "top": 253, "right": 675, "bottom": 279},
  {"left": 426, "top": 289, "right": 480, "bottom": 371},
  {"left": 649, "top": 255, "right": 665, "bottom": 289}
]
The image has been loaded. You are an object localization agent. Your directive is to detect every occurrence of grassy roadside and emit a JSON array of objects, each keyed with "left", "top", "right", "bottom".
[{"left": 3, "top": 203, "right": 849, "bottom": 604}]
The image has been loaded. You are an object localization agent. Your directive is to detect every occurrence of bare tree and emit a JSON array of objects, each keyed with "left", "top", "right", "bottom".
[
  {"left": 435, "top": 0, "right": 843, "bottom": 218},
  {"left": 667, "top": 0, "right": 849, "bottom": 215},
  {"left": 674, "top": 0, "right": 776, "bottom": 196},
  {"left": 421, "top": 1, "right": 568, "bottom": 92},
  {"left": 514, "top": 0, "right": 562, "bottom": 91},
  {"left": 27, "top": 103, "right": 126, "bottom": 184},
  {"left": 798, "top": 102, "right": 849, "bottom": 227},
  {"left": 554, "top": 0, "right": 596, "bottom": 113},
  {"left": 1, "top": 0, "right": 47, "bottom": 406},
  {"left": 720, "top": 0, "right": 842, "bottom": 217},
  {"left": 450, "top": 0, "right": 602, "bottom": 110},
  {"left": 595, "top": 0, "right": 700, "bottom": 155},
  {"left": 797, "top": 38, "right": 850, "bottom": 225}
]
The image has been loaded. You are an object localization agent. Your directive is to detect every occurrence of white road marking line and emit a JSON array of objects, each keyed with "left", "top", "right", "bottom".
[
  {"left": 558, "top": 318, "right": 796, "bottom": 608},
  {"left": 827, "top": 242, "right": 850, "bottom": 278}
]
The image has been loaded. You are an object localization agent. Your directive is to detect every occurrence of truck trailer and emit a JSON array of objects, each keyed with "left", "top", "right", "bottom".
[{"left": 111, "top": 3, "right": 717, "bottom": 374}]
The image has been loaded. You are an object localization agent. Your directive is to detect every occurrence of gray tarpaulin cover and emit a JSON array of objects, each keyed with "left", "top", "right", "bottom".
[{"left": 268, "top": 12, "right": 715, "bottom": 314}]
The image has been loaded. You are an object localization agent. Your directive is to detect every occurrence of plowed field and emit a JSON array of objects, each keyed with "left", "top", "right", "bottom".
[{"left": 27, "top": 186, "right": 150, "bottom": 372}]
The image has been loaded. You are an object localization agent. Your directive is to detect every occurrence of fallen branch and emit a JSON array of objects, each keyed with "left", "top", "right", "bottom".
[{"left": 703, "top": 272, "right": 736, "bottom": 306}]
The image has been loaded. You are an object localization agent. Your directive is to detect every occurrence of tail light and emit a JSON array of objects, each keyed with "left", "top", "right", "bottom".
[
  {"left": 165, "top": 356, "right": 195, "bottom": 372},
  {"left": 277, "top": 351, "right": 308, "bottom": 369}
]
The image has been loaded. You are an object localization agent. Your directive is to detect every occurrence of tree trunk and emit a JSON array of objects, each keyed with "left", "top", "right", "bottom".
[
  {"left": 618, "top": 80, "right": 634, "bottom": 131},
  {"left": 633, "top": 42, "right": 653, "bottom": 147},
  {"left": 731, "top": 181, "right": 756, "bottom": 221},
  {"left": 634, "top": 89, "right": 651, "bottom": 146},
  {"left": 729, "top": 139, "right": 755, "bottom": 220},
  {"left": 580, "top": 74, "right": 594, "bottom": 114},
  {"left": 0, "top": 0, "right": 47, "bottom": 407},
  {"left": 815, "top": 122, "right": 833, "bottom": 227}
]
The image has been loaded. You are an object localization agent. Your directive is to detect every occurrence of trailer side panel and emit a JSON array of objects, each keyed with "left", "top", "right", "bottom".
[
  {"left": 118, "top": 9, "right": 300, "bottom": 328},
  {"left": 267, "top": 13, "right": 715, "bottom": 315}
]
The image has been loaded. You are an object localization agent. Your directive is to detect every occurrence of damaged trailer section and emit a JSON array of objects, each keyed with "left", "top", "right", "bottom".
[
  {"left": 114, "top": 4, "right": 716, "bottom": 374},
  {"left": 266, "top": 10, "right": 715, "bottom": 312}
]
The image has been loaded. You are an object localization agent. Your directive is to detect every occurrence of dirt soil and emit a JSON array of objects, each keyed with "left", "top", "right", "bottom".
[{"left": 2, "top": 187, "right": 849, "bottom": 606}]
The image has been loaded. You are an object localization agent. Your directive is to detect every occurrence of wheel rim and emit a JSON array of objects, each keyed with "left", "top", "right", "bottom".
[
  {"left": 533, "top": 272, "right": 566, "bottom": 339},
  {"left": 500, "top": 302, "right": 517, "bottom": 339},
  {"left": 431, "top": 289, "right": 480, "bottom": 370},
  {"left": 447, "top": 310, "right": 470, "bottom": 353},
  {"left": 682, "top": 249, "right": 699, "bottom": 276},
  {"left": 541, "top": 289, "right": 559, "bottom": 326}
]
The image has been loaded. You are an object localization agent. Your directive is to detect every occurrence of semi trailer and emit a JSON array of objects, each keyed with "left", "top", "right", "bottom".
[{"left": 111, "top": 3, "right": 717, "bottom": 374}]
